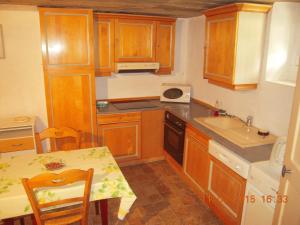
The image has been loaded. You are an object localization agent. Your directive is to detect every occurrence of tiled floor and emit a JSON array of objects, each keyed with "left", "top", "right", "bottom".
[
  {"left": 16, "top": 161, "right": 222, "bottom": 225},
  {"left": 93, "top": 161, "right": 223, "bottom": 225}
]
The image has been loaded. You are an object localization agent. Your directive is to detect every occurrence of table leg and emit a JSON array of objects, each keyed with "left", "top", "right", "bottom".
[
  {"left": 95, "top": 201, "right": 100, "bottom": 215},
  {"left": 31, "top": 215, "right": 37, "bottom": 225},
  {"left": 20, "top": 217, "right": 25, "bottom": 225},
  {"left": 99, "top": 199, "right": 108, "bottom": 225},
  {"left": 2, "top": 219, "right": 13, "bottom": 225}
]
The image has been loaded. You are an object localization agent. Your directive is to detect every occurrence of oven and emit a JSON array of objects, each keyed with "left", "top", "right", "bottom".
[{"left": 164, "top": 111, "right": 186, "bottom": 165}]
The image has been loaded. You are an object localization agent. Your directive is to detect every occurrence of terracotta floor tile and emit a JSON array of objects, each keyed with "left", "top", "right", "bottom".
[{"left": 16, "top": 161, "right": 222, "bottom": 225}]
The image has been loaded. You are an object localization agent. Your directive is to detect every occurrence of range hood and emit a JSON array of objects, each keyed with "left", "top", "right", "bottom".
[{"left": 116, "top": 62, "right": 160, "bottom": 73}]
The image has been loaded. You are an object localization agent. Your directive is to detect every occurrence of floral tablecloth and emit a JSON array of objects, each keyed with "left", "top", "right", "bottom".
[{"left": 0, "top": 147, "right": 136, "bottom": 220}]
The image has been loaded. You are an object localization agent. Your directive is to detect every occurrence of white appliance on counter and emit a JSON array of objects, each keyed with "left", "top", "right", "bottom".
[
  {"left": 241, "top": 137, "right": 287, "bottom": 225},
  {"left": 160, "top": 83, "right": 191, "bottom": 103}
]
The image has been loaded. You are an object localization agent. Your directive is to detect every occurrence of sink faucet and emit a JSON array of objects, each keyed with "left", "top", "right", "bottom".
[{"left": 246, "top": 116, "right": 253, "bottom": 127}]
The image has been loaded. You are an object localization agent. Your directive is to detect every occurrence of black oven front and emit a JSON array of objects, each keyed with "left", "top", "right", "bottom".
[{"left": 164, "top": 111, "right": 186, "bottom": 165}]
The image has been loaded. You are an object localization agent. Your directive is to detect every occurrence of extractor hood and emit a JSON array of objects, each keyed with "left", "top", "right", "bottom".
[{"left": 116, "top": 62, "right": 160, "bottom": 73}]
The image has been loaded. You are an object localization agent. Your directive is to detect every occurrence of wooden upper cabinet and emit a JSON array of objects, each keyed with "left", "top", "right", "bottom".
[
  {"left": 204, "top": 3, "right": 271, "bottom": 90},
  {"left": 155, "top": 21, "right": 175, "bottom": 74},
  {"left": 94, "top": 15, "right": 115, "bottom": 76},
  {"left": 205, "top": 13, "right": 237, "bottom": 83},
  {"left": 115, "top": 18, "right": 156, "bottom": 62},
  {"left": 39, "top": 8, "right": 94, "bottom": 69}
]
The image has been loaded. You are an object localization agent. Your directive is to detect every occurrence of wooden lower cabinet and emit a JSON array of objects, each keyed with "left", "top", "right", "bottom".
[
  {"left": 183, "top": 126, "right": 210, "bottom": 201},
  {"left": 97, "top": 112, "right": 141, "bottom": 162},
  {"left": 141, "top": 109, "right": 164, "bottom": 160},
  {"left": 208, "top": 156, "right": 246, "bottom": 225}
]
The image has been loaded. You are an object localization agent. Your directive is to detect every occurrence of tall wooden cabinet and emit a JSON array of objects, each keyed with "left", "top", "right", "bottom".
[
  {"left": 39, "top": 8, "right": 96, "bottom": 149},
  {"left": 203, "top": 3, "right": 271, "bottom": 90}
]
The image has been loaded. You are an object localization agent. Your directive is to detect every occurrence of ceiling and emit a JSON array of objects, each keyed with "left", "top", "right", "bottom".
[{"left": 0, "top": 0, "right": 299, "bottom": 17}]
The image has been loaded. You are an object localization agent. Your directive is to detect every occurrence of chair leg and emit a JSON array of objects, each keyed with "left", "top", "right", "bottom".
[{"left": 99, "top": 200, "right": 108, "bottom": 225}]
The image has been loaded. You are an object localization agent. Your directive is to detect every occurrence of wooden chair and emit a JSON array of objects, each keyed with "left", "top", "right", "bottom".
[
  {"left": 35, "top": 127, "right": 81, "bottom": 153},
  {"left": 22, "top": 168, "right": 94, "bottom": 225}
]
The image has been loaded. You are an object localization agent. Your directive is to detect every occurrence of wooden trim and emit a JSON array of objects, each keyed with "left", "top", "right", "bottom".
[
  {"left": 97, "top": 96, "right": 160, "bottom": 102},
  {"left": 204, "top": 3, "right": 272, "bottom": 17},
  {"left": 208, "top": 79, "right": 257, "bottom": 90},
  {"left": 94, "top": 13, "right": 176, "bottom": 22},
  {"left": 97, "top": 112, "right": 141, "bottom": 124},
  {"left": 95, "top": 70, "right": 112, "bottom": 76}
]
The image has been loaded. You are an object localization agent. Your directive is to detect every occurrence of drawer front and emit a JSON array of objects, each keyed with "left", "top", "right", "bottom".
[
  {"left": 0, "top": 137, "right": 34, "bottom": 153},
  {"left": 97, "top": 112, "right": 141, "bottom": 124}
]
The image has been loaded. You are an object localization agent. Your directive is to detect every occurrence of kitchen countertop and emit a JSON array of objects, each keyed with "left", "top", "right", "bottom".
[{"left": 97, "top": 100, "right": 273, "bottom": 163}]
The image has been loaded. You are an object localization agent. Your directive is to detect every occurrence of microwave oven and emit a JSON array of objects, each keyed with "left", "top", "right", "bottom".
[{"left": 160, "top": 83, "right": 191, "bottom": 103}]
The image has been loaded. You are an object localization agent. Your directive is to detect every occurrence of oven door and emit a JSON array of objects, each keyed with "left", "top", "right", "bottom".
[{"left": 164, "top": 122, "right": 185, "bottom": 165}]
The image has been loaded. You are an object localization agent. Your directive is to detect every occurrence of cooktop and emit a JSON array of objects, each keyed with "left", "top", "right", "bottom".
[{"left": 112, "top": 101, "right": 158, "bottom": 110}]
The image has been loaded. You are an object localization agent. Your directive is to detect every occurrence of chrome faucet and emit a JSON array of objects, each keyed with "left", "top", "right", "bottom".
[{"left": 246, "top": 116, "right": 253, "bottom": 127}]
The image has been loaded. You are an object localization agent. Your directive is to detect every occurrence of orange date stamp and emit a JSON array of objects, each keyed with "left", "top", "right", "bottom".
[{"left": 245, "top": 194, "right": 288, "bottom": 203}]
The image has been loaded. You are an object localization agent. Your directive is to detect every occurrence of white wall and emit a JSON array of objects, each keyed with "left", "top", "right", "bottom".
[
  {"left": 95, "top": 19, "right": 189, "bottom": 99},
  {"left": 184, "top": 3, "right": 297, "bottom": 136},
  {"left": 0, "top": 5, "right": 47, "bottom": 130}
]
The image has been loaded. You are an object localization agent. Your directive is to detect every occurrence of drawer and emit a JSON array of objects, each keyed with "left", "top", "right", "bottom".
[
  {"left": 97, "top": 112, "right": 141, "bottom": 124},
  {"left": 0, "top": 137, "right": 34, "bottom": 153}
]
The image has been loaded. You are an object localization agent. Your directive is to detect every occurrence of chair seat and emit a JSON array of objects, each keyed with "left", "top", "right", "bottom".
[{"left": 44, "top": 214, "right": 82, "bottom": 225}]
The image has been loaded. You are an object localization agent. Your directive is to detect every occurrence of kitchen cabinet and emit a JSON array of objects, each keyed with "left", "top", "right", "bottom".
[
  {"left": 203, "top": 3, "right": 271, "bottom": 90},
  {"left": 208, "top": 156, "right": 246, "bottom": 225},
  {"left": 39, "top": 8, "right": 96, "bottom": 149},
  {"left": 141, "top": 109, "right": 164, "bottom": 160},
  {"left": 97, "top": 112, "right": 141, "bottom": 162},
  {"left": 115, "top": 18, "right": 156, "bottom": 62},
  {"left": 0, "top": 117, "right": 36, "bottom": 156},
  {"left": 184, "top": 126, "right": 210, "bottom": 200},
  {"left": 94, "top": 14, "right": 115, "bottom": 76},
  {"left": 155, "top": 21, "right": 175, "bottom": 74}
]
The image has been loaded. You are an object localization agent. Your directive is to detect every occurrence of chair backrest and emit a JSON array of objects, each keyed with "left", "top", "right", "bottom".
[
  {"left": 35, "top": 127, "right": 81, "bottom": 153},
  {"left": 22, "top": 168, "right": 94, "bottom": 225}
]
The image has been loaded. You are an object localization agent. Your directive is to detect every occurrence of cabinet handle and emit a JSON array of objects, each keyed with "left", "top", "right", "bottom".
[{"left": 12, "top": 143, "right": 23, "bottom": 147}]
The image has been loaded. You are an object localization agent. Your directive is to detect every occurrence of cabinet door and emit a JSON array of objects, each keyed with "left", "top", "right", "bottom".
[
  {"left": 45, "top": 71, "right": 96, "bottom": 149},
  {"left": 209, "top": 156, "right": 246, "bottom": 225},
  {"left": 94, "top": 15, "right": 115, "bottom": 76},
  {"left": 115, "top": 18, "right": 156, "bottom": 62},
  {"left": 141, "top": 109, "right": 164, "bottom": 160},
  {"left": 39, "top": 8, "right": 94, "bottom": 69},
  {"left": 204, "top": 13, "right": 237, "bottom": 83},
  {"left": 184, "top": 128, "right": 210, "bottom": 192},
  {"left": 98, "top": 121, "right": 141, "bottom": 160},
  {"left": 156, "top": 21, "right": 175, "bottom": 74}
]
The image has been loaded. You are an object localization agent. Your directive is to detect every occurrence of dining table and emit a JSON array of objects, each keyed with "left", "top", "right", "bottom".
[{"left": 0, "top": 147, "right": 137, "bottom": 225}]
